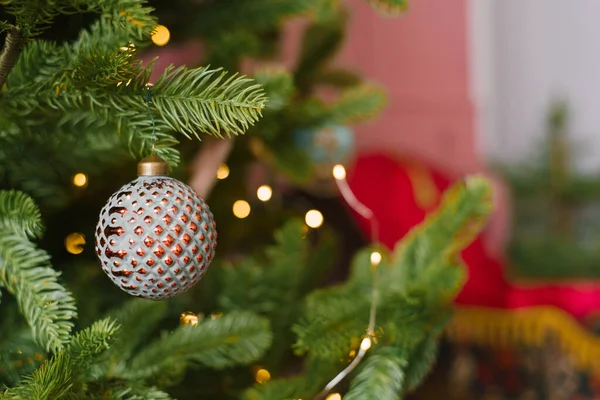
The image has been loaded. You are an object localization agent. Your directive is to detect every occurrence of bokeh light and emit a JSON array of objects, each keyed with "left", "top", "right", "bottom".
[
  {"left": 332, "top": 164, "right": 346, "bottom": 180},
  {"left": 72, "top": 173, "right": 88, "bottom": 187},
  {"left": 65, "top": 233, "right": 86, "bottom": 255},
  {"left": 216, "top": 164, "right": 230, "bottom": 180},
  {"left": 151, "top": 25, "right": 170, "bottom": 46},
  {"left": 256, "top": 185, "right": 272, "bottom": 202},
  {"left": 305, "top": 209, "right": 324, "bottom": 228},
  {"left": 180, "top": 312, "right": 199, "bottom": 327},
  {"left": 233, "top": 200, "right": 251, "bottom": 219},
  {"left": 255, "top": 368, "right": 271, "bottom": 384},
  {"left": 370, "top": 251, "right": 382, "bottom": 265}
]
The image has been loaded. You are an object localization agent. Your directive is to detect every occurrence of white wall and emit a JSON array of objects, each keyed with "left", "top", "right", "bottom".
[{"left": 469, "top": 0, "right": 600, "bottom": 173}]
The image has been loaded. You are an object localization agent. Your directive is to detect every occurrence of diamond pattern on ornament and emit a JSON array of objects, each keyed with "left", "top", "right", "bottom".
[{"left": 95, "top": 176, "right": 217, "bottom": 300}]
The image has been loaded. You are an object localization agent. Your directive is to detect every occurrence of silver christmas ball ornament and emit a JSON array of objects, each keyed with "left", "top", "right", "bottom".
[{"left": 95, "top": 155, "right": 217, "bottom": 300}]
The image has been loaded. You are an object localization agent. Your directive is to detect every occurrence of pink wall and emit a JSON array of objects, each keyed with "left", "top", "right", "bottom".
[
  {"left": 335, "top": 0, "right": 509, "bottom": 255},
  {"left": 336, "top": 0, "right": 479, "bottom": 175}
]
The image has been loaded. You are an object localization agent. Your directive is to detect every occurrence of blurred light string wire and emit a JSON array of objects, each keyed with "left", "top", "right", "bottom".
[{"left": 313, "top": 164, "right": 381, "bottom": 400}]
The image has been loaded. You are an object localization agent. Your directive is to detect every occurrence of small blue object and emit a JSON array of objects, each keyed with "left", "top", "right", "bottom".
[{"left": 293, "top": 125, "right": 355, "bottom": 164}]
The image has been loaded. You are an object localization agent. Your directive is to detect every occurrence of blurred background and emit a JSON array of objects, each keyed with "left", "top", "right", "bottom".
[{"left": 5, "top": 0, "right": 600, "bottom": 398}]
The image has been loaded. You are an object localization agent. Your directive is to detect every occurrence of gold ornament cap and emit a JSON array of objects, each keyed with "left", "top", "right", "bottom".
[{"left": 137, "top": 155, "right": 169, "bottom": 176}]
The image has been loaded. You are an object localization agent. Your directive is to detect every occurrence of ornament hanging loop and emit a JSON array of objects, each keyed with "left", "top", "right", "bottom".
[
  {"left": 145, "top": 83, "right": 157, "bottom": 155},
  {"left": 139, "top": 84, "right": 167, "bottom": 176}
]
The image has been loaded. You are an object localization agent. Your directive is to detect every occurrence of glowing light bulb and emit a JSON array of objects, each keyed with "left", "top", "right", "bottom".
[
  {"left": 72, "top": 173, "right": 88, "bottom": 187},
  {"left": 305, "top": 209, "right": 323, "bottom": 228},
  {"left": 233, "top": 200, "right": 251, "bottom": 219},
  {"left": 180, "top": 312, "right": 198, "bottom": 327},
  {"left": 216, "top": 164, "right": 230, "bottom": 179},
  {"left": 65, "top": 233, "right": 86, "bottom": 255},
  {"left": 120, "top": 43, "right": 135, "bottom": 52},
  {"left": 326, "top": 394, "right": 342, "bottom": 400},
  {"left": 360, "top": 337, "right": 372, "bottom": 351},
  {"left": 151, "top": 25, "right": 170, "bottom": 46},
  {"left": 255, "top": 368, "right": 271, "bottom": 384},
  {"left": 256, "top": 185, "right": 272, "bottom": 202},
  {"left": 332, "top": 164, "right": 346, "bottom": 180},
  {"left": 370, "top": 251, "right": 382, "bottom": 266}
]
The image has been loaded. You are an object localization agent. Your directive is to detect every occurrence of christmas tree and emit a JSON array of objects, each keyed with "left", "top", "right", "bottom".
[
  {"left": 501, "top": 102, "right": 600, "bottom": 279},
  {"left": 0, "top": 1, "right": 493, "bottom": 399}
]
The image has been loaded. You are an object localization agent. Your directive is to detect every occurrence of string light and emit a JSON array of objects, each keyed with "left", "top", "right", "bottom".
[
  {"left": 72, "top": 173, "right": 88, "bottom": 187},
  {"left": 256, "top": 185, "right": 272, "bottom": 202},
  {"left": 180, "top": 312, "right": 199, "bottom": 327},
  {"left": 370, "top": 251, "right": 382, "bottom": 266},
  {"left": 255, "top": 368, "right": 271, "bottom": 384},
  {"left": 210, "top": 312, "right": 223, "bottom": 320},
  {"left": 305, "top": 209, "right": 324, "bottom": 228},
  {"left": 216, "top": 164, "right": 230, "bottom": 179},
  {"left": 360, "top": 337, "right": 372, "bottom": 351},
  {"left": 233, "top": 200, "right": 251, "bottom": 219},
  {"left": 65, "top": 233, "right": 86, "bottom": 255},
  {"left": 332, "top": 164, "right": 346, "bottom": 180},
  {"left": 313, "top": 162, "right": 381, "bottom": 400},
  {"left": 151, "top": 25, "right": 170, "bottom": 46},
  {"left": 120, "top": 43, "right": 135, "bottom": 53}
]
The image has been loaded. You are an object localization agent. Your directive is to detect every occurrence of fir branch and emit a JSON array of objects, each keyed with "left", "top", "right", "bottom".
[
  {"left": 0, "top": 21, "right": 12, "bottom": 34},
  {"left": 288, "top": 84, "right": 387, "bottom": 128},
  {"left": 66, "top": 319, "right": 119, "bottom": 363},
  {"left": 2, "top": 353, "right": 73, "bottom": 399},
  {"left": 0, "top": 25, "right": 24, "bottom": 89},
  {"left": 0, "top": 327, "right": 46, "bottom": 387},
  {"left": 313, "top": 68, "right": 362, "bottom": 88},
  {"left": 2, "top": 0, "right": 156, "bottom": 38},
  {"left": 253, "top": 67, "right": 294, "bottom": 112},
  {"left": 295, "top": 12, "right": 345, "bottom": 90},
  {"left": 293, "top": 287, "right": 371, "bottom": 359},
  {"left": 123, "top": 311, "right": 272, "bottom": 383},
  {"left": 344, "top": 347, "right": 407, "bottom": 400},
  {"left": 242, "top": 377, "right": 310, "bottom": 400},
  {"left": 5, "top": 65, "right": 267, "bottom": 148},
  {"left": 181, "top": 0, "right": 324, "bottom": 36},
  {"left": 151, "top": 65, "right": 267, "bottom": 138},
  {"left": 2, "top": 318, "right": 119, "bottom": 400},
  {"left": 103, "top": 299, "right": 168, "bottom": 375},
  {"left": 402, "top": 315, "right": 448, "bottom": 392},
  {"left": 243, "top": 356, "right": 340, "bottom": 400},
  {"left": 204, "top": 29, "right": 263, "bottom": 73},
  {"left": 0, "top": 232, "right": 77, "bottom": 353},
  {"left": 3, "top": 40, "right": 65, "bottom": 96},
  {"left": 327, "top": 83, "right": 388, "bottom": 124},
  {"left": 0, "top": 190, "right": 43, "bottom": 239},
  {"left": 86, "top": 382, "right": 173, "bottom": 400},
  {"left": 262, "top": 137, "right": 314, "bottom": 183},
  {"left": 366, "top": 0, "right": 409, "bottom": 16},
  {"left": 389, "top": 175, "right": 493, "bottom": 297},
  {"left": 0, "top": 115, "right": 130, "bottom": 209},
  {"left": 218, "top": 219, "right": 307, "bottom": 315}
]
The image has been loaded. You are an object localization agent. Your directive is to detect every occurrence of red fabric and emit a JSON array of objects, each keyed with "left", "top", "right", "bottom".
[{"left": 345, "top": 153, "right": 600, "bottom": 318}]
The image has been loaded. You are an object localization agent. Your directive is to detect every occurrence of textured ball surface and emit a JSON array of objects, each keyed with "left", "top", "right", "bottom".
[{"left": 95, "top": 176, "right": 217, "bottom": 300}]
